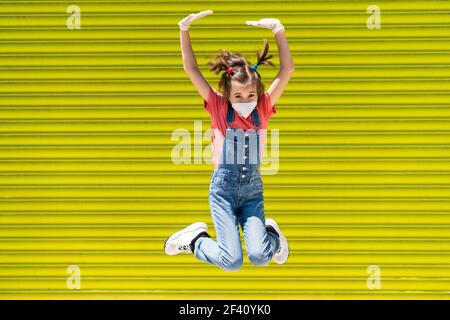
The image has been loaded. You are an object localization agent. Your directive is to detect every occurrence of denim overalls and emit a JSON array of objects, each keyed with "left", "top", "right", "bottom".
[{"left": 193, "top": 101, "right": 280, "bottom": 272}]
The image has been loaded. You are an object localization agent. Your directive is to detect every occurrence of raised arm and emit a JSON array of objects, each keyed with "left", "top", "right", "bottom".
[
  {"left": 179, "top": 10, "right": 214, "bottom": 102},
  {"left": 246, "top": 18, "right": 295, "bottom": 106},
  {"left": 266, "top": 29, "right": 295, "bottom": 106}
]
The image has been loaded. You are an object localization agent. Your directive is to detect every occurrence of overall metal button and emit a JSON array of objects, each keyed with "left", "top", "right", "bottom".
[{"left": 241, "top": 175, "right": 246, "bottom": 178}]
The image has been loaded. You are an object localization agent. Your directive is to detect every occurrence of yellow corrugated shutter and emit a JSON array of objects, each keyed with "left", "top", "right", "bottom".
[{"left": 1, "top": 0, "right": 450, "bottom": 299}]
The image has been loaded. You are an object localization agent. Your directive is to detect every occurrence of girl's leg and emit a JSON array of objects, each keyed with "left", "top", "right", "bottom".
[
  {"left": 193, "top": 189, "right": 243, "bottom": 272},
  {"left": 238, "top": 182, "right": 280, "bottom": 267}
]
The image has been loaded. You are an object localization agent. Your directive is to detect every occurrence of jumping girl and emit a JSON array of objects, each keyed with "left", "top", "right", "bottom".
[{"left": 164, "top": 10, "right": 295, "bottom": 272}]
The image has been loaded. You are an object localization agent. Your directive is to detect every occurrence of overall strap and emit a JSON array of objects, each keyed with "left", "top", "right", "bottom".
[
  {"left": 250, "top": 107, "right": 260, "bottom": 128},
  {"left": 226, "top": 101, "right": 234, "bottom": 125},
  {"left": 226, "top": 100, "right": 260, "bottom": 129}
]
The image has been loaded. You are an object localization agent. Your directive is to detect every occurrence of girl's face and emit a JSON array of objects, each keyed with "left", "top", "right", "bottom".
[{"left": 229, "top": 81, "right": 258, "bottom": 104}]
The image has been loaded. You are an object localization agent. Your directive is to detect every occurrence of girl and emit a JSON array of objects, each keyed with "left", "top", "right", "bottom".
[{"left": 164, "top": 10, "right": 295, "bottom": 272}]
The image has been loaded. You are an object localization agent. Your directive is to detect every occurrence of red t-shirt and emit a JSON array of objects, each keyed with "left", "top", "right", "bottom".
[{"left": 203, "top": 87, "right": 277, "bottom": 169}]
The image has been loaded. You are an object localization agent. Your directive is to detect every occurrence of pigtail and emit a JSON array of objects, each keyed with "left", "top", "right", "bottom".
[{"left": 254, "top": 38, "right": 275, "bottom": 68}]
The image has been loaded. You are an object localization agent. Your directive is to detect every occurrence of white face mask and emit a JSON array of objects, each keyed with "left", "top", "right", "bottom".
[{"left": 231, "top": 101, "right": 257, "bottom": 119}]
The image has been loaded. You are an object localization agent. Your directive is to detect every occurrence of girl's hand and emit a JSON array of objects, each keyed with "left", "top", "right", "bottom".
[
  {"left": 178, "top": 10, "right": 214, "bottom": 31},
  {"left": 245, "top": 18, "right": 285, "bottom": 35}
]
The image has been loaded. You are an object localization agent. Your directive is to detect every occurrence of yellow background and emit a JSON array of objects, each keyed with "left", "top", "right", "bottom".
[{"left": 1, "top": 0, "right": 450, "bottom": 299}]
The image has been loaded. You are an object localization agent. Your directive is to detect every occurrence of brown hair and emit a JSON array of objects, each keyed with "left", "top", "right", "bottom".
[{"left": 207, "top": 39, "right": 275, "bottom": 102}]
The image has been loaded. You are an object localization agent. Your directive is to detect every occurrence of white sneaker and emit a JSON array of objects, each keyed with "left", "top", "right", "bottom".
[
  {"left": 265, "top": 218, "right": 289, "bottom": 264},
  {"left": 164, "top": 222, "right": 209, "bottom": 256}
]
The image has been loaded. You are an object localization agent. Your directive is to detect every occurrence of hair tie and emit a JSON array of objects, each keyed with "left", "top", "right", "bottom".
[
  {"left": 250, "top": 63, "right": 259, "bottom": 71},
  {"left": 226, "top": 66, "right": 234, "bottom": 75}
]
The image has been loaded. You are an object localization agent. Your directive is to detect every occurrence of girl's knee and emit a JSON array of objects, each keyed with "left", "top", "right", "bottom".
[
  {"left": 219, "top": 256, "right": 243, "bottom": 272},
  {"left": 248, "top": 250, "right": 270, "bottom": 267}
]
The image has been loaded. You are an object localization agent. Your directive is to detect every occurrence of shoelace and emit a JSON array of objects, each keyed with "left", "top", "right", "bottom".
[{"left": 178, "top": 245, "right": 190, "bottom": 252}]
